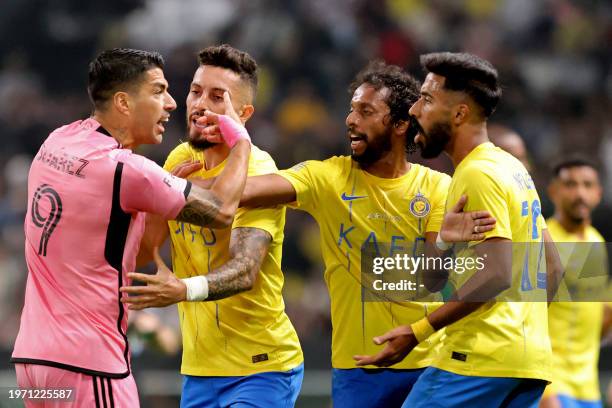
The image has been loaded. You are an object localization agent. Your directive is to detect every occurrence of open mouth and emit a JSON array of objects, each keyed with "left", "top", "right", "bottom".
[
  {"left": 348, "top": 131, "right": 367, "bottom": 150},
  {"left": 157, "top": 116, "right": 169, "bottom": 133},
  {"left": 190, "top": 113, "right": 208, "bottom": 130}
]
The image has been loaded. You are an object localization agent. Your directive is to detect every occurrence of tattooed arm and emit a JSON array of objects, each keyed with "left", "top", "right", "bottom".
[
  {"left": 175, "top": 139, "right": 250, "bottom": 229},
  {"left": 206, "top": 227, "right": 271, "bottom": 300},
  {"left": 121, "top": 226, "right": 272, "bottom": 309}
]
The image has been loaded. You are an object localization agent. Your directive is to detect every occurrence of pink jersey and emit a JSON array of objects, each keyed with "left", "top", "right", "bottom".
[{"left": 12, "top": 118, "right": 190, "bottom": 378}]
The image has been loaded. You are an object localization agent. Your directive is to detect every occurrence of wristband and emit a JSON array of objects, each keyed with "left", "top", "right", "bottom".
[
  {"left": 410, "top": 317, "right": 436, "bottom": 343},
  {"left": 218, "top": 115, "right": 251, "bottom": 148},
  {"left": 182, "top": 276, "right": 209, "bottom": 301},
  {"left": 436, "top": 233, "right": 452, "bottom": 251}
]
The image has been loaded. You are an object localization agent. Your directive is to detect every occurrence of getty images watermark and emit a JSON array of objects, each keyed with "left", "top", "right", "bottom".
[
  {"left": 361, "top": 241, "right": 612, "bottom": 302},
  {"left": 371, "top": 252, "right": 486, "bottom": 291}
]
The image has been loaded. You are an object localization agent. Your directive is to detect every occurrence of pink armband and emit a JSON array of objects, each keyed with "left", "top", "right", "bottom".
[{"left": 218, "top": 115, "right": 251, "bottom": 148}]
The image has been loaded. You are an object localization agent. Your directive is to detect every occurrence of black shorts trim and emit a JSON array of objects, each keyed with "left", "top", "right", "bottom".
[
  {"left": 11, "top": 358, "right": 130, "bottom": 379},
  {"left": 93, "top": 375, "right": 115, "bottom": 408}
]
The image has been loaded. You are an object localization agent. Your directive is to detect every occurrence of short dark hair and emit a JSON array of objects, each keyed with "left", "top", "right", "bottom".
[
  {"left": 198, "top": 44, "right": 258, "bottom": 100},
  {"left": 553, "top": 156, "right": 599, "bottom": 178},
  {"left": 420, "top": 52, "right": 501, "bottom": 118},
  {"left": 88, "top": 48, "right": 164, "bottom": 110}
]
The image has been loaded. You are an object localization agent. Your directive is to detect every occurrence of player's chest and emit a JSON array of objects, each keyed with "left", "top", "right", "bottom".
[
  {"left": 169, "top": 220, "right": 230, "bottom": 249},
  {"left": 326, "top": 182, "right": 433, "bottom": 251}
]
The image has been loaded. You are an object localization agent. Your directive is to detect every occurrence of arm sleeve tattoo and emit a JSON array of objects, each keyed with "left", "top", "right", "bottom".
[
  {"left": 206, "top": 227, "right": 272, "bottom": 300},
  {"left": 176, "top": 186, "right": 223, "bottom": 226}
]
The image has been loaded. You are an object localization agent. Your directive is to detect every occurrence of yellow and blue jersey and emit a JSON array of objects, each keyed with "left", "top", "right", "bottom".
[
  {"left": 279, "top": 156, "right": 451, "bottom": 369},
  {"left": 544, "top": 218, "right": 607, "bottom": 401},
  {"left": 165, "top": 142, "right": 303, "bottom": 376},
  {"left": 433, "top": 142, "right": 552, "bottom": 381}
]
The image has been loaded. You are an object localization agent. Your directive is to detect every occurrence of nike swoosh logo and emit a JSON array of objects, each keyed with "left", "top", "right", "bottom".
[{"left": 341, "top": 192, "right": 368, "bottom": 201}]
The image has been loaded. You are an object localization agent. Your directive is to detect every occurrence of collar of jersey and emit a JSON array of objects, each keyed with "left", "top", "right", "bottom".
[
  {"left": 186, "top": 146, "right": 229, "bottom": 178},
  {"left": 355, "top": 161, "right": 419, "bottom": 189}
]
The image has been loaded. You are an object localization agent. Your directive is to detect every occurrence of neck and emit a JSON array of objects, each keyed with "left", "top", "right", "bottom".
[
  {"left": 554, "top": 211, "right": 590, "bottom": 237},
  {"left": 445, "top": 122, "right": 488, "bottom": 168},
  {"left": 92, "top": 112, "right": 136, "bottom": 150},
  {"left": 360, "top": 146, "right": 411, "bottom": 178},
  {"left": 201, "top": 143, "right": 231, "bottom": 170}
]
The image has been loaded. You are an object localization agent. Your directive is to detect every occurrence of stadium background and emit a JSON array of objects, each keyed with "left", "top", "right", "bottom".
[{"left": 0, "top": 0, "right": 610, "bottom": 406}]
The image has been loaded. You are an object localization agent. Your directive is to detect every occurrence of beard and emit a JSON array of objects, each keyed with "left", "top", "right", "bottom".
[
  {"left": 186, "top": 114, "right": 217, "bottom": 151},
  {"left": 564, "top": 200, "right": 591, "bottom": 224},
  {"left": 188, "top": 135, "right": 216, "bottom": 151},
  {"left": 416, "top": 120, "right": 452, "bottom": 159},
  {"left": 350, "top": 125, "right": 393, "bottom": 166}
]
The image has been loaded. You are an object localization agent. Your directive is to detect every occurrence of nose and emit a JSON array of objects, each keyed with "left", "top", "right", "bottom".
[
  {"left": 192, "top": 93, "right": 210, "bottom": 113},
  {"left": 575, "top": 183, "right": 589, "bottom": 201},
  {"left": 346, "top": 110, "right": 357, "bottom": 128},
  {"left": 165, "top": 92, "right": 177, "bottom": 112},
  {"left": 408, "top": 100, "right": 419, "bottom": 118}
]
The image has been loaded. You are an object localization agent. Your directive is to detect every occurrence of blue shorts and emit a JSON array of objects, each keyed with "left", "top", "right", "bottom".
[
  {"left": 180, "top": 364, "right": 304, "bottom": 408},
  {"left": 556, "top": 394, "right": 603, "bottom": 408},
  {"left": 402, "top": 367, "right": 547, "bottom": 408},
  {"left": 332, "top": 367, "right": 425, "bottom": 408}
]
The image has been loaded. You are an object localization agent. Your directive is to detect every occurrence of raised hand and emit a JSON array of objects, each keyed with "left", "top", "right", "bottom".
[
  {"left": 170, "top": 159, "right": 203, "bottom": 179},
  {"left": 196, "top": 91, "right": 251, "bottom": 147},
  {"left": 120, "top": 248, "right": 187, "bottom": 310},
  {"left": 440, "top": 195, "right": 496, "bottom": 243}
]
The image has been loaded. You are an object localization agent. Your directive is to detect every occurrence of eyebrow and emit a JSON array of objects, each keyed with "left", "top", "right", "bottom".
[
  {"left": 351, "top": 100, "right": 376, "bottom": 110},
  {"left": 420, "top": 91, "right": 433, "bottom": 98},
  {"left": 152, "top": 81, "right": 168, "bottom": 91}
]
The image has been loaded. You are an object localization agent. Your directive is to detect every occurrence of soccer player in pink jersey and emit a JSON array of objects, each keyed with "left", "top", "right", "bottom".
[{"left": 11, "top": 48, "right": 251, "bottom": 407}]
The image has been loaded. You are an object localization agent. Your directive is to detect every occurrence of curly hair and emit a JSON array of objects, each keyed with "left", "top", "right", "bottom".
[{"left": 349, "top": 60, "right": 420, "bottom": 153}]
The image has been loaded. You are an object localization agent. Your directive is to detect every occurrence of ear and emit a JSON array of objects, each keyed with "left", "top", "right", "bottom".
[
  {"left": 393, "top": 119, "right": 409, "bottom": 136},
  {"left": 593, "top": 184, "right": 603, "bottom": 207},
  {"left": 112, "top": 91, "right": 131, "bottom": 115},
  {"left": 452, "top": 104, "right": 470, "bottom": 125},
  {"left": 238, "top": 104, "right": 255, "bottom": 124}
]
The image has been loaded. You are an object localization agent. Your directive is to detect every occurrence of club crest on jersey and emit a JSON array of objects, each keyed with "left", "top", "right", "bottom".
[{"left": 409, "top": 193, "right": 430, "bottom": 218}]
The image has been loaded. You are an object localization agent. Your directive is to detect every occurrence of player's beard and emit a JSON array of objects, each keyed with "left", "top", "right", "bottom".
[
  {"left": 186, "top": 117, "right": 216, "bottom": 151},
  {"left": 416, "top": 119, "right": 451, "bottom": 159},
  {"left": 563, "top": 199, "right": 591, "bottom": 225},
  {"left": 350, "top": 125, "right": 393, "bottom": 166}
]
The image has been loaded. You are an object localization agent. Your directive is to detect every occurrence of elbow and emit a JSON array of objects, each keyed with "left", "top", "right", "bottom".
[
  {"left": 214, "top": 211, "right": 235, "bottom": 229},
  {"left": 242, "top": 277, "right": 255, "bottom": 292},
  {"left": 240, "top": 184, "right": 253, "bottom": 207},
  {"left": 241, "top": 267, "right": 260, "bottom": 292},
  {"left": 495, "top": 268, "right": 512, "bottom": 293}
]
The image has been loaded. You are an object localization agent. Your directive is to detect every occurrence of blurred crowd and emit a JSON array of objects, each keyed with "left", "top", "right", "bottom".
[{"left": 0, "top": 0, "right": 611, "bottom": 372}]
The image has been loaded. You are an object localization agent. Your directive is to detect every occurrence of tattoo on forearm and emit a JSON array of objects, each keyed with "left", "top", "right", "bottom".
[
  {"left": 176, "top": 188, "right": 222, "bottom": 226},
  {"left": 206, "top": 227, "right": 271, "bottom": 300}
]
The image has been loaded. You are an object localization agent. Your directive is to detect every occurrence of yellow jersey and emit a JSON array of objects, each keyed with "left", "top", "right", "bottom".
[
  {"left": 434, "top": 142, "right": 552, "bottom": 381},
  {"left": 279, "top": 156, "right": 451, "bottom": 369},
  {"left": 165, "top": 143, "right": 303, "bottom": 376},
  {"left": 544, "top": 218, "right": 607, "bottom": 401}
]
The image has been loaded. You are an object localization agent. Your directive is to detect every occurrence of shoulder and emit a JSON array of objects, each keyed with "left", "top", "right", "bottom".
[
  {"left": 109, "top": 148, "right": 165, "bottom": 177},
  {"left": 164, "top": 142, "right": 195, "bottom": 171},
  {"left": 587, "top": 226, "right": 606, "bottom": 243},
  {"left": 249, "top": 144, "right": 279, "bottom": 174},
  {"left": 416, "top": 164, "right": 451, "bottom": 188}
]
